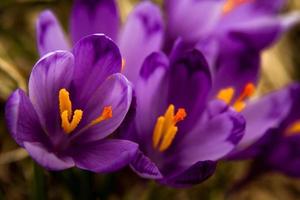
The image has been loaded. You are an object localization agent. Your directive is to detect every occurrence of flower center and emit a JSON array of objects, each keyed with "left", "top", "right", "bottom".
[
  {"left": 152, "top": 104, "right": 187, "bottom": 152},
  {"left": 58, "top": 88, "right": 112, "bottom": 134},
  {"left": 217, "top": 83, "right": 255, "bottom": 112},
  {"left": 222, "top": 0, "right": 253, "bottom": 14},
  {"left": 285, "top": 120, "right": 300, "bottom": 136}
]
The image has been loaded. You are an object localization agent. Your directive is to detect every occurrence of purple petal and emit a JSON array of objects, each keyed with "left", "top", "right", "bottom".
[
  {"left": 223, "top": 0, "right": 285, "bottom": 17},
  {"left": 28, "top": 51, "right": 74, "bottom": 134},
  {"left": 165, "top": 0, "right": 223, "bottom": 45},
  {"left": 135, "top": 52, "right": 169, "bottom": 139},
  {"left": 71, "top": 0, "right": 119, "bottom": 43},
  {"left": 236, "top": 87, "right": 291, "bottom": 151},
  {"left": 24, "top": 142, "right": 74, "bottom": 170},
  {"left": 70, "top": 139, "right": 138, "bottom": 173},
  {"left": 167, "top": 49, "right": 212, "bottom": 131},
  {"left": 210, "top": 38, "right": 260, "bottom": 98},
  {"left": 72, "top": 34, "right": 122, "bottom": 104},
  {"left": 36, "top": 10, "right": 70, "bottom": 56},
  {"left": 221, "top": 13, "right": 300, "bottom": 51},
  {"left": 72, "top": 73, "right": 132, "bottom": 143},
  {"left": 5, "top": 89, "right": 49, "bottom": 147},
  {"left": 217, "top": 0, "right": 300, "bottom": 51},
  {"left": 119, "top": 2, "right": 164, "bottom": 84},
  {"left": 252, "top": 0, "right": 285, "bottom": 13},
  {"left": 160, "top": 161, "right": 216, "bottom": 187},
  {"left": 178, "top": 100, "right": 245, "bottom": 164},
  {"left": 130, "top": 150, "right": 162, "bottom": 179}
]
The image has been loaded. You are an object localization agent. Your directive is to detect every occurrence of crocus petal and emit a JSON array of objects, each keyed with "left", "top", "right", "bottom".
[
  {"left": 72, "top": 34, "right": 122, "bottom": 104},
  {"left": 210, "top": 38, "right": 260, "bottom": 97},
  {"left": 135, "top": 52, "right": 169, "bottom": 139},
  {"left": 71, "top": 0, "right": 119, "bottom": 43},
  {"left": 221, "top": 13, "right": 300, "bottom": 51},
  {"left": 24, "top": 142, "right": 74, "bottom": 170},
  {"left": 167, "top": 49, "right": 212, "bottom": 132},
  {"left": 165, "top": 0, "right": 223, "bottom": 45},
  {"left": 235, "top": 87, "right": 291, "bottom": 151},
  {"left": 70, "top": 139, "right": 138, "bottom": 173},
  {"left": 222, "top": 0, "right": 285, "bottom": 17},
  {"left": 178, "top": 100, "right": 245, "bottom": 164},
  {"left": 119, "top": 2, "right": 164, "bottom": 84},
  {"left": 5, "top": 89, "right": 49, "bottom": 147},
  {"left": 73, "top": 73, "right": 132, "bottom": 143},
  {"left": 36, "top": 10, "right": 70, "bottom": 56},
  {"left": 251, "top": 0, "right": 286, "bottom": 13},
  {"left": 130, "top": 150, "right": 162, "bottom": 179},
  {"left": 28, "top": 51, "right": 74, "bottom": 134},
  {"left": 160, "top": 161, "right": 216, "bottom": 188}
]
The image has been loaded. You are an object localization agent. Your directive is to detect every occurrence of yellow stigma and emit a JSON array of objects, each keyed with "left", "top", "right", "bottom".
[
  {"left": 285, "top": 120, "right": 300, "bottom": 136},
  {"left": 217, "top": 83, "right": 255, "bottom": 112},
  {"left": 58, "top": 88, "right": 113, "bottom": 134},
  {"left": 59, "top": 88, "right": 83, "bottom": 134},
  {"left": 59, "top": 89, "right": 72, "bottom": 120},
  {"left": 61, "top": 110, "right": 83, "bottom": 134},
  {"left": 223, "top": 0, "right": 252, "bottom": 14},
  {"left": 152, "top": 104, "right": 187, "bottom": 152}
]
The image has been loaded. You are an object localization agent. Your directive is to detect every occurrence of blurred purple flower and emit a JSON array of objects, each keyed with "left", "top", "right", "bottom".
[
  {"left": 123, "top": 45, "right": 245, "bottom": 187},
  {"left": 166, "top": 0, "right": 300, "bottom": 94},
  {"left": 166, "top": 0, "right": 299, "bottom": 49},
  {"left": 36, "top": 0, "right": 164, "bottom": 85},
  {"left": 5, "top": 34, "right": 138, "bottom": 172},
  {"left": 227, "top": 84, "right": 300, "bottom": 178}
]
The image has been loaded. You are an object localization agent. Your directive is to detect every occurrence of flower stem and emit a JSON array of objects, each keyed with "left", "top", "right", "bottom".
[{"left": 31, "top": 162, "right": 46, "bottom": 200}]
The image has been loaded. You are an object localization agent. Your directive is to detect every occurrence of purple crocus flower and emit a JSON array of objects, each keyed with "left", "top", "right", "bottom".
[
  {"left": 165, "top": 0, "right": 300, "bottom": 94},
  {"left": 216, "top": 84, "right": 292, "bottom": 160},
  {"left": 123, "top": 44, "right": 246, "bottom": 187},
  {"left": 227, "top": 84, "right": 300, "bottom": 178},
  {"left": 5, "top": 34, "right": 138, "bottom": 172},
  {"left": 37, "top": 0, "right": 164, "bottom": 85}
]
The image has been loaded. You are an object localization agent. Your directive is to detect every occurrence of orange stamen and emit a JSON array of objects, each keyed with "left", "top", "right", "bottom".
[
  {"left": 89, "top": 106, "right": 113, "bottom": 127},
  {"left": 285, "top": 120, "right": 300, "bottom": 136},
  {"left": 121, "top": 59, "right": 126, "bottom": 72},
  {"left": 235, "top": 83, "right": 255, "bottom": 103},
  {"left": 173, "top": 108, "right": 187, "bottom": 124}
]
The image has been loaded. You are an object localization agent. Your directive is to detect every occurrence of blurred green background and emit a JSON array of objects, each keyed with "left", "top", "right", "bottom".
[{"left": 0, "top": 0, "right": 300, "bottom": 199}]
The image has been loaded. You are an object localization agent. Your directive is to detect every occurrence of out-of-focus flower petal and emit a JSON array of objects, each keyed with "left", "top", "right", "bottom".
[
  {"left": 165, "top": 0, "right": 224, "bottom": 45},
  {"left": 210, "top": 37, "right": 260, "bottom": 97},
  {"left": 236, "top": 87, "right": 291, "bottom": 152},
  {"left": 36, "top": 10, "right": 70, "bottom": 56},
  {"left": 119, "top": 2, "right": 164, "bottom": 84},
  {"left": 71, "top": 0, "right": 120, "bottom": 43}
]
